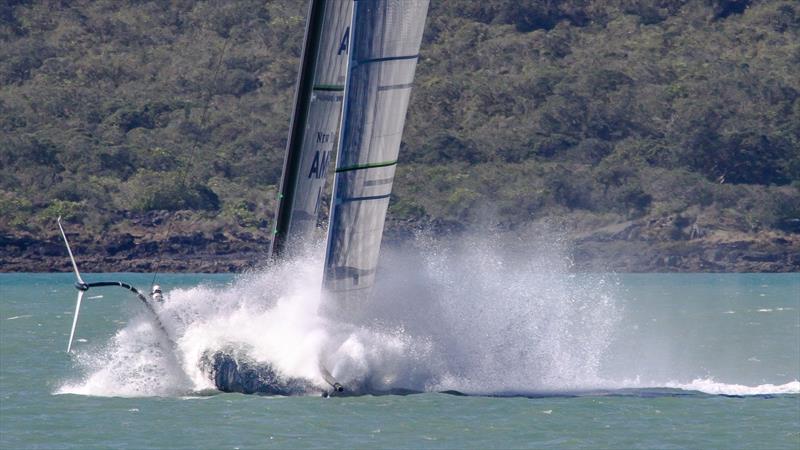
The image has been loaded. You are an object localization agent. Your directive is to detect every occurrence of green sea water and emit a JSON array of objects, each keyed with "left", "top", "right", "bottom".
[{"left": 1, "top": 272, "right": 798, "bottom": 449}]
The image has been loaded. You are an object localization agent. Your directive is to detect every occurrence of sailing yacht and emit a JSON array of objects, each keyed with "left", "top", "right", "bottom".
[{"left": 57, "top": 0, "right": 430, "bottom": 396}]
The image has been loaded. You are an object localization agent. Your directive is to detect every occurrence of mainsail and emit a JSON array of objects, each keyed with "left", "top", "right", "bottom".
[
  {"left": 270, "top": 0, "right": 352, "bottom": 258},
  {"left": 323, "top": 0, "right": 430, "bottom": 298}
]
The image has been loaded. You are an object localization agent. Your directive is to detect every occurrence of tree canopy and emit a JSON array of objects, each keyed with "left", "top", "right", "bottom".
[{"left": 1, "top": 0, "right": 798, "bottom": 253}]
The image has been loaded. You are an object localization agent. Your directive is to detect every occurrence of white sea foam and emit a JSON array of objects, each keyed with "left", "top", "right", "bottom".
[
  {"left": 57, "top": 231, "right": 624, "bottom": 397},
  {"left": 55, "top": 231, "right": 797, "bottom": 399},
  {"left": 57, "top": 316, "right": 191, "bottom": 397},
  {"left": 665, "top": 378, "right": 800, "bottom": 396}
]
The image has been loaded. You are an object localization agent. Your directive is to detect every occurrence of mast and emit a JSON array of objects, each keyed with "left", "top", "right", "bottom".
[
  {"left": 270, "top": 0, "right": 352, "bottom": 258},
  {"left": 323, "top": 0, "right": 430, "bottom": 300}
]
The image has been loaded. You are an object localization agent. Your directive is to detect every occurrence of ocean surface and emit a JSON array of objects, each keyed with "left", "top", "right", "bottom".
[{"left": 1, "top": 268, "right": 798, "bottom": 448}]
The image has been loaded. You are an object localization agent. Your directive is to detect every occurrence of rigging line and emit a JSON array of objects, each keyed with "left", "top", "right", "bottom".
[
  {"left": 164, "top": 31, "right": 233, "bottom": 280},
  {"left": 167, "top": 28, "right": 235, "bottom": 241},
  {"left": 200, "top": 35, "right": 232, "bottom": 127},
  {"left": 150, "top": 217, "right": 174, "bottom": 292},
  {"left": 189, "top": 32, "right": 232, "bottom": 189}
]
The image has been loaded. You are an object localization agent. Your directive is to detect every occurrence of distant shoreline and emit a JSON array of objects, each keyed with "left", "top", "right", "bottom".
[{"left": 3, "top": 220, "right": 797, "bottom": 273}]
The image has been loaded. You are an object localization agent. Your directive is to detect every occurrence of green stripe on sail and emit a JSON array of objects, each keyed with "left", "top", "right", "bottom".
[
  {"left": 335, "top": 160, "right": 398, "bottom": 173},
  {"left": 313, "top": 84, "right": 345, "bottom": 92}
]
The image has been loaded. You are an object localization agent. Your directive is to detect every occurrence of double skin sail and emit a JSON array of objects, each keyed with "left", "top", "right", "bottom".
[
  {"left": 271, "top": 0, "right": 429, "bottom": 305},
  {"left": 322, "top": 0, "right": 430, "bottom": 299},
  {"left": 270, "top": 0, "right": 352, "bottom": 258}
]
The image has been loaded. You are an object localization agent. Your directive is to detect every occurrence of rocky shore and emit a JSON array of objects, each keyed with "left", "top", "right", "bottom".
[{"left": 2, "top": 214, "right": 798, "bottom": 273}]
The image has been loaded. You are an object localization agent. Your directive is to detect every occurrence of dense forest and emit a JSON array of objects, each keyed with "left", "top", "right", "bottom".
[{"left": 1, "top": 0, "right": 798, "bottom": 271}]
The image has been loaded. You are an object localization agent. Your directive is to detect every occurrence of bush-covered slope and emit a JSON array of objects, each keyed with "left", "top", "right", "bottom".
[{"left": 1, "top": 0, "right": 798, "bottom": 271}]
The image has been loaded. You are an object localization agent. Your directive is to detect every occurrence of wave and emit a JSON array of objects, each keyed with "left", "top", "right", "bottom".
[{"left": 664, "top": 378, "right": 800, "bottom": 396}]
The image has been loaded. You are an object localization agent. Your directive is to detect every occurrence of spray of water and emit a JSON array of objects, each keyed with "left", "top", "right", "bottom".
[
  {"left": 59, "top": 316, "right": 189, "bottom": 397},
  {"left": 57, "top": 231, "right": 798, "bottom": 397},
  {"left": 58, "top": 230, "right": 625, "bottom": 397},
  {"left": 365, "top": 232, "right": 620, "bottom": 393}
]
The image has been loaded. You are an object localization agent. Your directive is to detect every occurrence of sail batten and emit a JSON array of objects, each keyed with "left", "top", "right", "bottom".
[
  {"left": 313, "top": 84, "right": 345, "bottom": 92},
  {"left": 323, "top": 0, "right": 430, "bottom": 300},
  {"left": 335, "top": 160, "right": 398, "bottom": 173},
  {"left": 357, "top": 54, "right": 420, "bottom": 64}
]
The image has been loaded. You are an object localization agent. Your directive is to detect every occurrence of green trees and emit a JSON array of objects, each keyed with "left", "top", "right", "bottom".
[{"left": 0, "top": 0, "right": 797, "bottom": 242}]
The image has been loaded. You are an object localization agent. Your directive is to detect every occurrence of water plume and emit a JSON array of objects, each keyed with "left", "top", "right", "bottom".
[
  {"left": 59, "top": 230, "right": 627, "bottom": 397},
  {"left": 58, "top": 229, "right": 800, "bottom": 397}
]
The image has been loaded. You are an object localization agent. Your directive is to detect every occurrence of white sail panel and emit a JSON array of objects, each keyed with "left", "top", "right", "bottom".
[
  {"left": 324, "top": 0, "right": 430, "bottom": 296},
  {"left": 271, "top": 0, "right": 352, "bottom": 256}
]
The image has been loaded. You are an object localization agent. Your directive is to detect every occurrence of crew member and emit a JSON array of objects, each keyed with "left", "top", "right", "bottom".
[{"left": 151, "top": 285, "right": 163, "bottom": 303}]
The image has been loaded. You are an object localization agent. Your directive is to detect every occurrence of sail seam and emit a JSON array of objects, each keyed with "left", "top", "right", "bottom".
[
  {"left": 363, "top": 177, "right": 394, "bottom": 187},
  {"left": 357, "top": 54, "right": 419, "bottom": 65},
  {"left": 378, "top": 83, "right": 414, "bottom": 91},
  {"left": 339, "top": 193, "right": 391, "bottom": 203},
  {"left": 328, "top": 285, "right": 374, "bottom": 293},
  {"left": 313, "top": 84, "right": 345, "bottom": 91},
  {"left": 335, "top": 160, "right": 397, "bottom": 172}
]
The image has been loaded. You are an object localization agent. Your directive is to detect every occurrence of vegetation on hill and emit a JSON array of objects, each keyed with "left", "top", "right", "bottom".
[{"left": 1, "top": 0, "right": 798, "bottom": 271}]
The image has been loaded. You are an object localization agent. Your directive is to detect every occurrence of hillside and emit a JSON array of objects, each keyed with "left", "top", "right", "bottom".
[{"left": 1, "top": 0, "right": 798, "bottom": 272}]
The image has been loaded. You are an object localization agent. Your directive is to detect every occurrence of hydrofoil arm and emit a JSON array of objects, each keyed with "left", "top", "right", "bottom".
[{"left": 57, "top": 217, "right": 172, "bottom": 352}]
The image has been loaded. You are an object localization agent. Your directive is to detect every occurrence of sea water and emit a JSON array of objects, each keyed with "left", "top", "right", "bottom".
[{"left": 1, "top": 239, "right": 798, "bottom": 448}]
